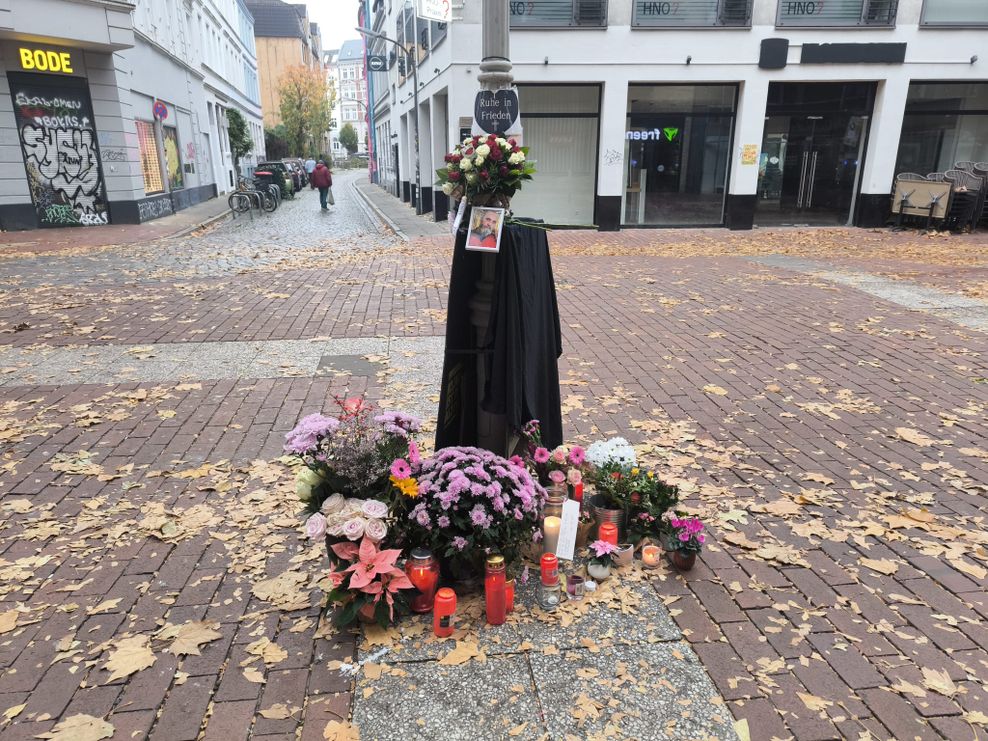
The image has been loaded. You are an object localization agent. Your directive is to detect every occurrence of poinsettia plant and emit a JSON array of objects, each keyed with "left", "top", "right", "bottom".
[
  {"left": 436, "top": 134, "right": 536, "bottom": 207},
  {"left": 326, "top": 536, "right": 414, "bottom": 627}
]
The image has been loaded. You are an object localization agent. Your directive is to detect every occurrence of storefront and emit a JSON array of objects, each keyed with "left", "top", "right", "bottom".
[
  {"left": 510, "top": 84, "right": 601, "bottom": 226},
  {"left": 894, "top": 81, "right": 988, "bottom": 176},
  {"left": 622, "top": 84, "right": 737, "bottom": 227},
  {"left": 4, "top": 47, "right": 110, "bottom": 228},
  {"left": 755, "top": 82, "right": 875, "bottom": 227}
]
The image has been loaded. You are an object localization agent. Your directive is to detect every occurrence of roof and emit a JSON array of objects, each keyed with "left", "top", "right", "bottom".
[
  {"left": 244, "top": 0, "right": 306, "bottom": 39},
  {"left": 338, "top": 39, "right": 364, "bottom": 63}
]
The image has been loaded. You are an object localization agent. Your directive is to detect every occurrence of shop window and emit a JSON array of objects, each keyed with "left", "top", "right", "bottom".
[
  {"left": 510, "top": 85, "right": 601, "bottom": 226},
  {"left": 633, "top": 0, "right": 751, "bottom": 26},
  {"left": 894, "top": 82, "right": 988, "bottom": 175},
  {"left": 162, "top": 126, "right": 184, "bottom": 190},
  {"left": 921, "top": 0, "right": 988, "bottom": 24},
  {"left": 623, "top": 84, "right": 737, "bottom": 226},
  {"left": 510, "top": 0, "right": 608, "bottom": 27},
  {"left": 776, "top": 0, "right": 896, "bottom": 26},
  {"left": 136, "top": 120, "right": 165, "bottom": 195}
]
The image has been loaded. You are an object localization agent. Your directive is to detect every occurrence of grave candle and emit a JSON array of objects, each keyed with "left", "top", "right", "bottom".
[
  {"left": 543, "top": 515, "right": 561, "bottom": 554},
  {"left": 641, "top": 544, "right": 661, "bottom": 568}
]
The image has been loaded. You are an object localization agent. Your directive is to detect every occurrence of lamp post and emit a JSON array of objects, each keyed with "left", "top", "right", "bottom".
[{"left": 354, "top": 25, "right": 421, "bottom": 215}]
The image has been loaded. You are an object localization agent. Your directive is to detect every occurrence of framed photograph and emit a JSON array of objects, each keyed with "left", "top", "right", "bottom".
[{"left": 465, "top": 206, "right": 505, "bottom": 253}]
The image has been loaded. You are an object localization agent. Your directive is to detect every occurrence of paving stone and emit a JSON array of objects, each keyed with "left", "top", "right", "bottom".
[{"left": 860, "top": 687, "right": 941, "bottom": 741}]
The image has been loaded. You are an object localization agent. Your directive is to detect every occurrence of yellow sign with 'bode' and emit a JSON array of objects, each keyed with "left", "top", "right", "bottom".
[{"left": 19, "top": 48, "right": 74, "bottom": 74}]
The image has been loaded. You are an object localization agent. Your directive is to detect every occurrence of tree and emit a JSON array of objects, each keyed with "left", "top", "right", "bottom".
[
  {"left": 339, "top": 123, "right": 359, "bottom": 155},
  {"left": 278, "top": 65, "right": 331, "bottom": 157},
  {"left": 226, "top": 109, "right": 253, "bottom": 169},
  {"left": 265, "top": 125, "right": 289, "bottom": 160}
]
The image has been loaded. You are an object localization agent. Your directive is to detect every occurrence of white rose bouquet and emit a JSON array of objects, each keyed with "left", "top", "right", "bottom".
[{"left": 436, "top": 134, "right": 536, "bottom": 208}]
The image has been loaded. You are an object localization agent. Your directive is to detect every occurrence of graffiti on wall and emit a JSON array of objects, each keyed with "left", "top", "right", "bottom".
[{"left": 10, "top": 74, "right": 108, "bottom": 227}]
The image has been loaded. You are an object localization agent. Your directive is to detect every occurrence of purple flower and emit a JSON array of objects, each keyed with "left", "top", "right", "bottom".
[
  {"left": 284, "top": 413, "right": 339, "bottom": 454},
  {"left": 391, "top": 458, "right": 411, "bottom": 479},
  {"left": 408, "top": 440, "right": 422, "bottom": 466},
  {"left": 568, "top": 446, "right": 586, "bottom": 466},
  {"left": 374, "top": 411, "right": 422, "bottom": 436},
  {"left": 438, "top": 515, "right": 450, "bottom": 528},
  {"left": 416, "top": 509, "right": 431, "bottom": 527},
  {"left": 470, "top": 504, "right": 491, "bottom": 528},
  {"left": 452, "top": 536, "right": 468, "bottom": 551}
]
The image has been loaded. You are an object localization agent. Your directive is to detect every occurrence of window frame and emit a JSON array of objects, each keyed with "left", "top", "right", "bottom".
[{"left": 919, "top": 0, "right": 988, "bottom": 26}]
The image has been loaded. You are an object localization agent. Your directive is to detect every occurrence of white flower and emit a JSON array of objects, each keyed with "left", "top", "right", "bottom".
[
  {"left": 295, "top": 480, "right": 312, "bottom": 502},
  {"left": 495, "top": 138, "right": 506, "bottom": 147},
  {"left": 586, "top": 437, "right": 637, "bottom": 469},
  {"left": 327, "top": 520, "right": 345, "bottom": 537},
  {"left": 466, "top": 173, "right": 478, "bottom": 184},
  {"left": 461, "top": 158, "right": 473, "bottom": 171},
  {"left": 297, "top": 468, "right": 322, "bottom": 486},
  {"left": 361, "top": 500, "right": 389, "bottom": 519},
  {"left": 476, "top": 144, "right": 490, "bottom": 157},
  {"left": 305, "top": 513, "right": 327, "bottom": 539},
  {"left": 342, "top": 517, "right": 366, "bottom": 541},
  {"left": 462, "top": 138, "right": 472, "bottom": 146},
  {"left": 442, "top": 182, "right": 454, "bottom": 195},
  {"left": 322, "top": 493, "right": 346, "bottom": 515},
  {"left": 475, "top": 156, "right": 485, "bottom": 167},
  {"left": 365, "top": 518, "right": 388, "bottom": 542},
  {"left": 508, "top": 152, "right": 525, "bottom": 165}
]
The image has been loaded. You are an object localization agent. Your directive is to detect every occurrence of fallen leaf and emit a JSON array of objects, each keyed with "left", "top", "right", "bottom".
[
  {"left": 36, "top": 714, "right": 114, "bottom": 741},
  {"left": 797, "top": 692, "right": 833, "bottom": 713},
  {"left": 103, "top": 635, "right": 155, "bottom": 682},
  {"left": 2, "top": 703, "right": 26, "bottom": 721},
  {"left": 158, "top": 621, "right": 223, "bottom": 657},
  {"left": 438, "top": 640, "right": 484, "bottom": 666},
  {"left": 243, "top": 668, "right": 266, "bottom": 683},
  {"left": 896, "top": 427, "right": 936, "bottom": 447},
  {"left": 86, "top": 599, "right": 122, "bottom": 615},
  {"left": 922, "top": 667, "right": 957, "bottom": 697},
  {"left": 860, "top": 558, "right": 899, "bottom": 576},
  {"left": 323, "top": 720, "right": 360, "bottom": 740},
  {"left": 508, "top": 722, "right": 528, "bottom": 736},
  {"left": 703, "top": 384, "right": 728, "bottom": 396},
  {"left": 949, "top": 559, "right": 987, "bottom": 581},
  {"left": 0, "top": 609, "right": 18, "bottom": 634},
  {"left": 259, "top": 703, "right": 296, "bottom": 720}
]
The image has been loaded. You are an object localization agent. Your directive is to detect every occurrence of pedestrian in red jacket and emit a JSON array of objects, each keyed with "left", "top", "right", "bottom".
[{"left": 310, "top": 161, "right": 333, "bottom": 210}]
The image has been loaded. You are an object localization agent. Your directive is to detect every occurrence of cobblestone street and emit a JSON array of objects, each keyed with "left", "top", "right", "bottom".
[{"left": 1, "top": 171, "right": 987, "bottom": 740}]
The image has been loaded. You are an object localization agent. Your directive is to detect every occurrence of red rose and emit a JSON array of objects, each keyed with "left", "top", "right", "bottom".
[
  {"left": 611, "top": 472, "right": 622, "bottom": 480},
  {"left": 465, "top": 148, "right": 474, "bottom": 155},
  {"left": 449, "top": 171, "right": 461, "bottom": 181},
  {"left": 499, "top": 165, "right": 509, "bottom": 176},
  {"left": 508, "top": 138, "right": 517, "bottom": 146},
  {"left": 472, "top": 136, "right": 481, "bottom": 145},
  {"left": 479, "top": 170, "right": 489, "bottom": 180},
  {"left": 630, "top": 492, "right": 641, "bottom": 505},
  {"left": 489, "top": 147, "right": 502, "bottom": 161},
  {"left": 453, "top": 154, "right": 462, "bottom": 162},
  {"left": 512, "top": 146, "right": 520, "bottom": 153}
]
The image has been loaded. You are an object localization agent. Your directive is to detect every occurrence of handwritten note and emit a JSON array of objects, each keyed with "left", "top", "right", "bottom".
[{"left": 554, "top": 499, "right": 581, "bottom": 561}]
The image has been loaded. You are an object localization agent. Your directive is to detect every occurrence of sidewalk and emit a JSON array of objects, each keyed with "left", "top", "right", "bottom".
[
  {"left": 0, "top": 196, "right": 231, "bottom": 256},
  {"left": 352, "top": 177, "right": 448, "bottom": 240}
]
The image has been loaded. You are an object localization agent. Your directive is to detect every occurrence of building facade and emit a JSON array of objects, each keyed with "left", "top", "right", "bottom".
[
  {"left": 336, "top": 39, "right": 369, "bottom": 156},
  {"left": 246, "top": 0, "right": 323, "bottom": 128},
  {"left": 198, "top": 0, "right": 266, "bottom": 193},
  {"left": 369, "top": 0, "right": 988, "bottom": 230}
]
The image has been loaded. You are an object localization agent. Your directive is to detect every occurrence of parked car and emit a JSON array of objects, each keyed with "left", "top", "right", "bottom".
[
  {"left": 283, "top": 161, "right": 304, "bottom": 192},
  {"left": 255, "top": 161, "right": 294, "bottom": 198}
]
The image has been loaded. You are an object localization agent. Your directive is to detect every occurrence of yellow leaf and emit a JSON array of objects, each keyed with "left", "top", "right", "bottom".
[
  {"left": 797, "top": 692, "right": 833, "bottom": 713},
  {"left": 103, "top": 635, "right": 155, "bottom": 682},
  {"left": 0, "top": 609, "right": 19, "bottom": 634},
  {"left": 703, "top": 384, "right": 728, "bottom": 396},
  {"left": 36, "top": 714, "right": 114, "bottom": 741},
  {"left": 158, "top": 621, "right": 223, "bottom": 657},
  {"left": 949, "top": 559, "right": 987, "bottom": 581},
  {"left": 86, "top": 599, "right": 122, "bottom": 616},
  {"left": 259, "top": 703, "right": 296, "bottom": 720},
  {"left": 2, "top": 703, "right": 26, "bottom": 721},
  {"left": 243, "top": 668, "right": 266, "bottom": 684},
  {"left": 860, "top": 558, "right": 899, "bottom": 576},
  {"left": 922, "top": 667, "right": 957, "bottom": 697},
  {"left": 895, "top": 427, "right": 936, "bottom": 447},
  {"left": 508, "top": 722, "right": 528, "bottom": 736},
  {"left": 964, "top": 711, "right": 988, "bottom": 726},
  {"left": 323, "top": 720, "right": 360, "bottom": 740},
  {"left": 438, "top": 640, "right": 484, "bottom": 666}
]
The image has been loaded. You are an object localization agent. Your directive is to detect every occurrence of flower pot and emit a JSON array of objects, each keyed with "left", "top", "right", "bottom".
[
  {"left": 587, "top": 561, "right": 611, "bottom": 581},
  {"left": 591, "top": 495, "right": 626, "bottom": 541},
  {"left": 669, "top": 550, "right": 696, "bottom": 571},
  {"left": 614, "top": 543, "right": 634, "bottom": 568},
  {"left": 575, "top": 520, "right": 595, "bottom": 549}
]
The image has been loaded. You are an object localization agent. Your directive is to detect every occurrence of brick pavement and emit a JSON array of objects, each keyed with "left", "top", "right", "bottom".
[{"left": 1, "top": 187, "right": 987, "bottom": 739}]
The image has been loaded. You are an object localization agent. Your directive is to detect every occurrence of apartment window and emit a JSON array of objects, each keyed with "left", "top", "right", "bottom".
[
  {"left": 777, "top": 0, "right": 897, "bottom": 26},
  {"left": 921, "top": 0, "right": 988, "bottom": 24},
  {"left": 633, "top": 0, "right": 750, "bottom": 26},
  {"left": 510, "top": 0, "right": 608, "bottom": 27}
]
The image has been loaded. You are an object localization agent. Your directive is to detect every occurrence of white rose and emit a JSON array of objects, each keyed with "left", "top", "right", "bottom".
[
  {"left": 322, "top": 493, "right": 346, "bottom": 514},
  {"left": 342, "top": 517, "right": 366, "bottom": 541},
  {"left": 461, "top": 158, "right": 473, "bottom": 171},
  {"left": 297, "top": 468, "right": 322, "bottom": 486},
  {"left": 305, "top": 513, "right": 327, "bottom": 539},
  {"left": 495, "top": 138, "right": 506, "bottom": 147},
  {"left": 466, "top": 173, "right": 478, "bottom": 184},
  {"left": 476, "top": 144, "right": 490, "bottom": 157},
  {"left": 295, "top": 480, "right": 312, "bottom": 502},
  {"left": 462, "top": 138, "right": 472, "bottom": 146},
  {"left": 508, "top": 152, "right": 524, "bottom": 165},
  {"left": 326, "top": 520, "right": 345, "bottom": 537},
  {"left": 475, "top": 156, "right": 485, "bottom": 167},
  {"left": 365, "top": 518, "right": 388, "bottom": 542},
  {"left": 442, "top": 182, "right": 454, "bottom": 195}
]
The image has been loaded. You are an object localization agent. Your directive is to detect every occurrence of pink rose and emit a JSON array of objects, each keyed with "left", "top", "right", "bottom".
[
  {"left": 305, "top": 513, "right": 327, "bottom": 539},
  {"left": 361, "top": 500, "right": 389, "bottom": 519},
  {"left": 342, "top": 518, "right": 366, "bottom": 541},
  {"left": 548, "top": 470, "right": 565, "bottom": 484},
  {"left": 365, "top": 518, "right": 388, "bottom": 542},
  {"left": 552, "top": 448, "right": 566, "bottom": 465},
  {"left": 567, "top": 468, "right": 582, "bottom": 485}
]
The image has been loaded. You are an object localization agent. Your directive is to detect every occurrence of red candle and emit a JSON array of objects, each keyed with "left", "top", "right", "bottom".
[
  {"left": 485, "top": 555, "right": 506, "bottom": 626},
  {"left": 572, "top": 482, "right": 584, "bottom": 503},
  {"left": 599, "top": 522, "right": 618, "bottom": 546},
  {"left": 433, "top": 588, "right": 456, "bottom": 637},
  {"left": 505, "top": 578, "right": 515, "bottom": 613},
  {"left": 540, "top": 553, "right": 558, "bottom": 585},
  {"left": 405, "top": 548, "right": 439, "bottom": 613}
]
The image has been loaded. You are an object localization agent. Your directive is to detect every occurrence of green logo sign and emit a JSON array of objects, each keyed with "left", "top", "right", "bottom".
[{"left": 663, "top": 127, "right": 679, "bottom": 142}]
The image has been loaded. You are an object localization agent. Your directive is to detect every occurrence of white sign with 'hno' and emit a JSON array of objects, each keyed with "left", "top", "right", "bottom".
[{"left": 417, "top": 0, "right": 451, "bottom": 22}]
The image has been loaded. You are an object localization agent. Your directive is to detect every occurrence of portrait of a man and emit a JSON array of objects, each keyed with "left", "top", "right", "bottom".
[{"left": 465, "top": 207, "right": 505, "bottom": 252}]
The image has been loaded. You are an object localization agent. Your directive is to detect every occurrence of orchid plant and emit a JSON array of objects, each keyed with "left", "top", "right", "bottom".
[{"left": 326, "top": 536, "right": 414, "bottom": 627}]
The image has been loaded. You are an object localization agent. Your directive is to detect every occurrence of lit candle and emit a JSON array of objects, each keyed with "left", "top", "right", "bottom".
[
  {"left": 599, "top": 522, "right": 618, "bottom": 546},
  {"left": 543, "top": 516, "right": 561, "bottom": 554},
  {"left": 641, "top": 544, "right": 661, "bottom": 569},
  {"left": 572, "top": 482, "right": 584, "bottom": 503}
]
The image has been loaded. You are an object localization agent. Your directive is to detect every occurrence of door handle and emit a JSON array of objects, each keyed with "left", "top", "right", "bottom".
[
  {"left": 806, "top": 152, "right": 818, "bottom": 208},
  {"left": 797, "top": 152, "right": 809, "bottom": 208}
]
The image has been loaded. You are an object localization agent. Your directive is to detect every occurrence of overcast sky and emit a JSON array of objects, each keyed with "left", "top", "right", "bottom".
[{"left": 306, "top": 0, "right": 364, "bottom": 55}]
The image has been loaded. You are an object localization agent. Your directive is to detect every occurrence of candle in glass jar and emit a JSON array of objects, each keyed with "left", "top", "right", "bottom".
[
  {"left": 405, "top": 548, "right": 439, "bottom": 613},
  {"left": 433, "top": 588, "right": 456, "bottom": 637},
  {"left": 599, "top": 522, "right": 618, "bottom": 546},
  {"left": 485, "top": 555, "right": 507, "bottom": 626},
  {"left": 641, "top": 544, "right": 661, "bottom": 568},
  {"left": 543, "top": 515, "right": 561, "bottom": 554},
  {"left": 572, "top": 482, "right": 584, "bottom": 503},
  {"left": 505, "top": 578, "right": 515, "bottom": 613}
]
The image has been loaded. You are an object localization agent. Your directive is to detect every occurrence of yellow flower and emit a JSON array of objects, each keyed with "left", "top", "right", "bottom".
[
  {"left": 392, "top": 475, "right": 419, "bottom": 497},
  {"left": 647, "top": 471, "right": 655, "bottom": 479},
  {"left": 631, "top": 467, "right": 640, "bottom": 476}
]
